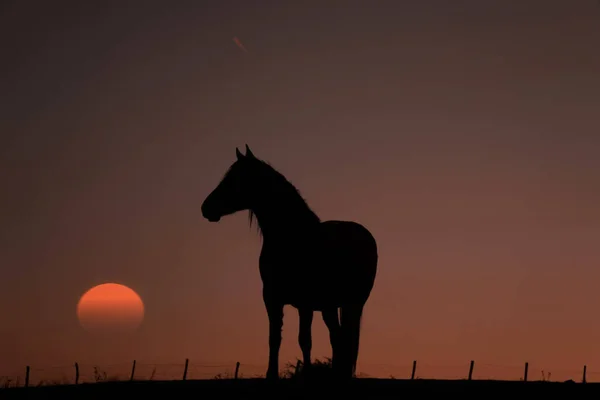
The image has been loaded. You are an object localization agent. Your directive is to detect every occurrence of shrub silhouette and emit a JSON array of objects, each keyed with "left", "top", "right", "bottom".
[{"left": 282, "top": 358, "right": 335, "bottom": 380}]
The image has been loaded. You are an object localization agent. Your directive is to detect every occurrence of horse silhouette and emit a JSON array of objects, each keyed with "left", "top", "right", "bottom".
[{"left": 201, "top": 145, "right": 378, "bottom": 380}]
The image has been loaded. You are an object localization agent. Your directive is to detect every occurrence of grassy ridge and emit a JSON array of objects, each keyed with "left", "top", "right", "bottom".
[{"left": 1, "top": 378, "right": 598, "bottom": 399}]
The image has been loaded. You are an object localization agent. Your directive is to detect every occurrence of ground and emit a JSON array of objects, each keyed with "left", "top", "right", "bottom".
[{"left": 1, "top": 378, "right": 598, "bottom": 399}]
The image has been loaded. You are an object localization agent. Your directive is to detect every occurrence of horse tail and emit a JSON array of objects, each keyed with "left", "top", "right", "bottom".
[{"left": 341, "top": 304, "right": 364, "bottom": 378}]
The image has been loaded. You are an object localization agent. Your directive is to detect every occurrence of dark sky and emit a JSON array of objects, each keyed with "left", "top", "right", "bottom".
[{"left": 1, "top": 0, "right": 600, "bottom": 381}]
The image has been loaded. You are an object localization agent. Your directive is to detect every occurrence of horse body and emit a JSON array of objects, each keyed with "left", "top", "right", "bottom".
[
  {"left": 201, "top": 145, "right": 378, "bottom": 380},
  {"left": 260, "top": 220, "right": 377, "bottom": 311}
]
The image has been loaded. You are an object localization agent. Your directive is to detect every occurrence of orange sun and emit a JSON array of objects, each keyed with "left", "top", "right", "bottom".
[{"left": 77, "top": 283, "right": 145, "bottom": 334}]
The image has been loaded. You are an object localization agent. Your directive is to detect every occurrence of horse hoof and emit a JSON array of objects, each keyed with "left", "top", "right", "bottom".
[
  {"left": 266, "top": 371, "right": 279, "bottom": 381},
  {"left": 302, "top": 365, "right": 312, "bottom": 376}
]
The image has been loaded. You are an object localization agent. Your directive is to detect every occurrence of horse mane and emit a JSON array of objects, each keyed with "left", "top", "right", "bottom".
[{"left": 247, "top": 159, "right": 320, "bottom": 237}]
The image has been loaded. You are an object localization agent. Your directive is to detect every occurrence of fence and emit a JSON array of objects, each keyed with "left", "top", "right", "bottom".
[
  {"left": 0, "top": 360, "right": 262, "bottom": 388},
  {"left": 1, "top": 359, "right": 597, "bottom": 388}
]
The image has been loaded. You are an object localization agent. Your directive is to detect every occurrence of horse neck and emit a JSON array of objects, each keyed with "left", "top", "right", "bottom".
[{"left": 251, "top": 195, "right": 319, "bottom": 240}]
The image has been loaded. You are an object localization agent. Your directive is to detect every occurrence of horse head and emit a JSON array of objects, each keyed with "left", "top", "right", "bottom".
[{"left": 201, "top": 145, "right": 259, "bottom": 222}]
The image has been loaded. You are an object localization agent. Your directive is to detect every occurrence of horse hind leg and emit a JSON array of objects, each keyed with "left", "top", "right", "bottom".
[
  {"left": 322, "top": 307, "right": 341, "bottom": 373},
  {"left": 340, "top": 304, "right": 364, "bottom": 379},
  {"left": 298, "top": 308, "right": 313, "bottom": 373}
]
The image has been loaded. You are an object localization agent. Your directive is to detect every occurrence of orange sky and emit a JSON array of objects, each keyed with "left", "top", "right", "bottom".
[{"left": 1, "top": 0, "right": 600, "bottom": 384}]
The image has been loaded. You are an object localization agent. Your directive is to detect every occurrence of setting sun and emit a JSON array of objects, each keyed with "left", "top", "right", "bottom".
[{"left": 77, "top": 283, "right": 145, "bottom": 334}]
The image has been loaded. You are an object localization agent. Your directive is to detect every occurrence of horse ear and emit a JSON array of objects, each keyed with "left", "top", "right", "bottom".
[
  {"left": 236, "top": 147, "right": 244, "bottom": 160},
  {"left": 245, "top": 144, "right": 255, "bottom": 159}
]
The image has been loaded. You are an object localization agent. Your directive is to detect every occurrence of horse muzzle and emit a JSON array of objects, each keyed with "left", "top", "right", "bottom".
[
  {"left": 201, "top": 201, "right": 221, "bottom": 222},
  {"left": 201, "top": 207, "right": 221, "bottom": 222}
]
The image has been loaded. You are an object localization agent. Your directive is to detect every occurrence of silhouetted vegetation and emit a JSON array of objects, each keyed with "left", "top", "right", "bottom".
[{"left": 281, "top": 358, "right": 334, "bottom": 380}]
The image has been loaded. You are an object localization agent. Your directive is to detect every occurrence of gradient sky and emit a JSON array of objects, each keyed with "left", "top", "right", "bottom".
[{"left": 2, "top": 0, "right": 600, "bottom": 382}]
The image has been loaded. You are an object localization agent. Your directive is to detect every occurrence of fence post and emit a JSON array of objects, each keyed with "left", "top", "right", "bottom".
[
  {"left": 234, "top": 362, "right": 240, "bottom": 379},
  {"left": 130, "top": 360, "right": 136, "bottom": 381},
  {"left": 411, "top": 360, "right": 417, "bottom": 380},
  {"left": 583, "top": 365, "right": 587, "bottom": 383},
  {"left": 468, "top": 360, "right": 474, "bottom": 380},
  {"left": 523, "top": 362, "right": 528, "bottom": 382},
  {"left": 75, "top": 362, "right": 80, "bottom": 384},
  {"left": 183, "top": 358, "right": 189, "bottom": 380},
  {"left": 24, "top": 366, "right": 30, "bottom": 388}
]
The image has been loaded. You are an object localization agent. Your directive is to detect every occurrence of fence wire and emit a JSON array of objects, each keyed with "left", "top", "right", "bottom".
[{"left": 0, "top": 360, "right": 595, "bottom": 388}]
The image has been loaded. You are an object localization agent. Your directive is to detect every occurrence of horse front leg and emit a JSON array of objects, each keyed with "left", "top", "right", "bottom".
[
  {"left": 298, "top": 308, "right": 313, "bottom": 373},
  {"left": 264, "top": 299, "right": 284, "bottom": 380}
]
